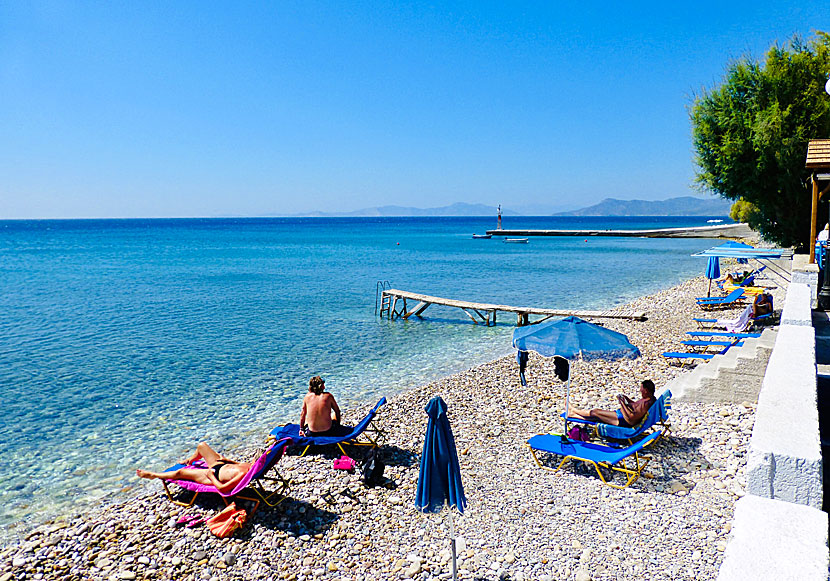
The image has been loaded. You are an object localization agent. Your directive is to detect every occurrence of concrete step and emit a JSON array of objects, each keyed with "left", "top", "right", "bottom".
[{"left": 668, "top": 328, "right": 777, "bottom": 403}]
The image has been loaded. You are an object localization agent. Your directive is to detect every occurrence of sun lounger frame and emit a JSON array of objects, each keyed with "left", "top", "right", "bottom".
[
  {"left": 561, "top": 390, "right": 672, "bottom": 445},
  {"left": 268, "top": 397, "right": 387, "bottom": 457},
  {"left": 527, "top": 430, "right": 661, "bottom": 489},
  {"left": 160, "top": 439, "right": 292, "bottom": 516}
]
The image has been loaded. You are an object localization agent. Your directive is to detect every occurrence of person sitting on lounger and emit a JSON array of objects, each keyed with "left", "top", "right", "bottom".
[
  {"left": 299, "top": 376, "right": 343, "bottom": 437},
  {"left": 136, "top": 442, "right": 251, "bottom": 494},
  {"left": 752, "top": 292, "right": 772, "bottom": 318},
  {"left": 568, "top": 380, "right": 656, "bottom": 428}
]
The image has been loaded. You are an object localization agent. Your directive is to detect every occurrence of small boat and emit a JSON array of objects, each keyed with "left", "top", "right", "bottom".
[
  {"left": 503, "top": 238, "right": 528, "bottom": 244},
  {"left": 707, "top": 219, "right": 723, "bottom": 223},
  {"left": 472, "top": 234, "right": 492, "bottom": 239}
]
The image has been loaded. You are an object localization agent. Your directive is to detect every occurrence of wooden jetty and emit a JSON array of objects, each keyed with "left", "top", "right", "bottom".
[
  {"left": 486, "top": 223, "right": 754, "bottom": 239},
  {"left": 378, "top": 289, "right": 646, "bottom": 326}
]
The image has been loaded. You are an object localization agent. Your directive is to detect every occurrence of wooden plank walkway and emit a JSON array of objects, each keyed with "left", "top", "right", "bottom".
[{"left": 379, "top": 289, "right": 646, "bottom": 326}]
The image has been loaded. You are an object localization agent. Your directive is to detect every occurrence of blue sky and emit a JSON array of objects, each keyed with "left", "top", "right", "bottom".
[{"left": 1, "top": 2, "right": 828, "bottom": 218}]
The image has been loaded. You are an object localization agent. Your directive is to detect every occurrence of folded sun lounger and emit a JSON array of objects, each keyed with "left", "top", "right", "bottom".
[
  {"left": 527, "top": 430, "right": 661, "bottom": 489},
  {"left": 161, "top": 437, "right": 292, "bottom": 515},
  {"left": 269, "top": 397, "right": 387, "bottom": 456}
]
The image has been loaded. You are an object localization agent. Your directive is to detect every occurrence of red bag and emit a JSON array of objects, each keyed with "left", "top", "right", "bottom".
[{"left": 206, "top": 502, "right": 247, "bottom": 538}]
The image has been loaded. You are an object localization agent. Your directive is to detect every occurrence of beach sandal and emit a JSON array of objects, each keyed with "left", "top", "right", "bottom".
[
  {"left": 175, "top": 514, "right": 198, "bottom": 527},
  {"left": 185, "top": 517, "right": 206, "bottom": 528}
]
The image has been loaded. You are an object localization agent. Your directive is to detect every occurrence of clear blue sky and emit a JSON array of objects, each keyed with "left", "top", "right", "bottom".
[{"left": 1, "top": 2, "right": 828, "bottom": 218}]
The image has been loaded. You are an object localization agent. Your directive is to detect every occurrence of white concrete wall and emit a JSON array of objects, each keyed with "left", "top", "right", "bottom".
[
  {"left": 745, "top": 323, "right": 822, "bottom": 507},
  {"left": 718, "top": 281, "right": 827, "bottom": 580},
  {"left": 779, "top": 282, "right": 813, "bottom": 326},
  {"left": 792, "top": 254, "right": 819, "bottom": 303},
  {"left": 717, "top": 495, "right": 828, "bottom": 581}
]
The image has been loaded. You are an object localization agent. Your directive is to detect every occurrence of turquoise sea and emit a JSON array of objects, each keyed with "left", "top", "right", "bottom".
[{"left": 0, "top": 216, "right": 726, "bottom": 537}]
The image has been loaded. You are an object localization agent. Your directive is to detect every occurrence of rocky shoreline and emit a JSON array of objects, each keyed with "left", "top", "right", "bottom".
[{"left": 1, "top": 273, "right": 777, "bottom": 581}]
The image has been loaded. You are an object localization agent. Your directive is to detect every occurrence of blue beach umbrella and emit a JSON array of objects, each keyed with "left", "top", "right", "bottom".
[
  {"left": 415, "top": 396, "right": 466, "bottom": 580},
  {"left": 705, "top": 256, "right": 721, "bottom": 297},
  {"left": 512, "top": 316, "right": 641, "bottom": 426}
]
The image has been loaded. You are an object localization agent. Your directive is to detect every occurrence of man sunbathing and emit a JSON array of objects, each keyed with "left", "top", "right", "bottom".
[
  {"left": 299, "top": 375, "right": 343, "bottom": 437},
  {"left": 136, "top": 442, "right": 251, "bottom": 495},
  {"left": 752, "top": 292, "right": 772, "bottom": 318},
  {"left": 568, "top": 379, "right": 656, "bottom": 428}
]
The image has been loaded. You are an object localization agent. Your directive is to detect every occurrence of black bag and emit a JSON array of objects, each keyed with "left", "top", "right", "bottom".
[{"left": 361, "top": 448, "right": 385, "bottom": 486}]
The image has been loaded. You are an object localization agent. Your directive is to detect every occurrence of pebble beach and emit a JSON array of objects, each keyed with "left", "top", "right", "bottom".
[{"left": 1, "top": 271, "right": 780, "bottom": 581}]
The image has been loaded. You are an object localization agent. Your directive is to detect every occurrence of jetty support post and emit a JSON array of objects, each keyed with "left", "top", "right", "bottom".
[{"left": 404, "top": 301, "right": 431, "bottom": 319}]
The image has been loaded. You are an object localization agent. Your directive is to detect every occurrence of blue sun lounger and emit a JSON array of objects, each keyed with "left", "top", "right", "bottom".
[
  {"left": 561, "top": 390, "right": 672, "bottom": 444},
  {"left": 716, "top": 265, "right": 767, "bottom": 290},
  {"left": 696, "top": 288, "right": 746, "bottom": 308},
  {"left": 662, "top": 352, "right": 716, "bottom": 367},
  {"left": 680, "top": 340, "right": 744, "bottom": 351},
  {"left": 268, "top": 397, "right": 387, "bottom": 456},
  {"left": 693, "top": 313, "right": 773, "bottom": 329},
  {"left": 527, "top": 430, "right": 661, "bottom": 489},
  {"left": 685, "top": 331, "right": 761, "bottom": 339}
]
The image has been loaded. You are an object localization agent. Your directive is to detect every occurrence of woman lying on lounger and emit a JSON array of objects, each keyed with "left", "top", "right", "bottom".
[
  {"left": 136, "top": 442, "right": 251, "bottom": 494},
  {"left": 568, "top": 379, "right": 656, "bottom": 428}
]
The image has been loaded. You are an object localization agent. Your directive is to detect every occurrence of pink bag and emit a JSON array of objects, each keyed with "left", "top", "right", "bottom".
[
  {"left": 333, "top": 455, "right": 356, "bottom": 470},
  {"left": 567, "top": 425, "right": 592, "bottom": 442}
]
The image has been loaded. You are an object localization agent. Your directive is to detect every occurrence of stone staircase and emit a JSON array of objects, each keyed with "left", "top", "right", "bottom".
[{"left": 666, "top": 327, "right": 778, "bottom": 404}]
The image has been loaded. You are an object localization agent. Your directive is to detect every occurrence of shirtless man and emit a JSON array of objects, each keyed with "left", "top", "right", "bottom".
[
  {"left": 136, "top": 441, "right": 251, "bottom": 495},
  {"left": 299, "top": 376, "right": 342, "bottom": 437},
  {"left": 568, "top": 379, "right": 656, "bottom": 428}
]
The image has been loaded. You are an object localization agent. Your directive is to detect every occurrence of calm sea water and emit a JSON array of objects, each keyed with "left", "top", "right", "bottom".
[{"left": 0, "top": 216, "right": 726, "bottom": 536}]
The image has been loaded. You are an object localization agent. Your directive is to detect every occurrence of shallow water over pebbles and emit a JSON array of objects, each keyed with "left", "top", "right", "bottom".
[{"left": 0, "top": 216, "right": 720, "bottom": 536}]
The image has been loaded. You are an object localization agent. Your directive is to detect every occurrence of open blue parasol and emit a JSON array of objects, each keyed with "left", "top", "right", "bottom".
[
  {"left": 705, "top": 256, "right": 721, "bottom": 297},
  {"left": 512, "top": 316, "right": 640, "bottom": 426},
  {"left": 415, "top": 396, "right": 466, "bottom": 580}
]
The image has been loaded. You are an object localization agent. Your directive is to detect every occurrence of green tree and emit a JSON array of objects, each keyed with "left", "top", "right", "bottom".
[
  {"left": 729, "top": 198, "right": 761, "bottom": 225},
  {"left": 691, "top": 32, "right": 830, "bottom": 249}
]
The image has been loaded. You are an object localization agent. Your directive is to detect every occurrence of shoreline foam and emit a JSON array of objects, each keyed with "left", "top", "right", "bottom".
[{"left": 1, "top": 271, "right": 776, "bottom": 580}]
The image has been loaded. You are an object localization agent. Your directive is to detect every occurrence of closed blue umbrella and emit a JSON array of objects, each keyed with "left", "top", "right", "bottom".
[
  {"left": 415, "top": 396, "right": 466, "bottom": 514},
  {"left": 512, "top": 316, "right": 640, "bottom": 426},
  {"left": 415, "top": 396, "right": 466, "bottom": 580},
  {"left": 705, "top": 256, "right": 721, "bottom": 297}
]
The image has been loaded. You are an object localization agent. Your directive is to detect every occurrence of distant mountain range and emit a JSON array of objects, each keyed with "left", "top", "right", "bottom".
[
  {"left": 554, "top": 196, "right": 731, "bottom": 217},
  {"left": 297, "top": 196, "right": 731, "bottom": 217}
]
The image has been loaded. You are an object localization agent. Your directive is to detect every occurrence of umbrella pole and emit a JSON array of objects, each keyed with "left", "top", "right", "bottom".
[
  {"left": 564, "top": 374, "right": 571, "bottom": 432},
  {"left": 707, "top": 278, "right": 712, "bottom": 297},
  {"left": 449, "top": 509, "right": 457, "bottom": 581}
]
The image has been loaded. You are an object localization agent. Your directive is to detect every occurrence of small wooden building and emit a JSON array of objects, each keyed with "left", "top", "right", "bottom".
[{"left": 806, "top": 139, "right": 830, "bottom": 263}]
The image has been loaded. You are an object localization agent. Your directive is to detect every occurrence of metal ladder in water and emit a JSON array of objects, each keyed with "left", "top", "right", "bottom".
[{"left": 375, "top": 280, "right": 392, "bottom": 318}]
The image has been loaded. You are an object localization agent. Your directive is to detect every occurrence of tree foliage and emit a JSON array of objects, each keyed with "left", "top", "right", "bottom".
[
  {"left": 691, "top": 32, "right": 830, "bottom": 249},
  {"left": 729, "top": 198, "right": 761, "bottom": 225}
]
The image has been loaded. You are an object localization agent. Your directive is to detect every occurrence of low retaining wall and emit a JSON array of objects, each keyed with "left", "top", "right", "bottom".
[
  {"left": 718, "top": 281, "right": 828, "bottom": 580},
  {"left": 745, "top": 323, "right": 821, "bottom": 506}
]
